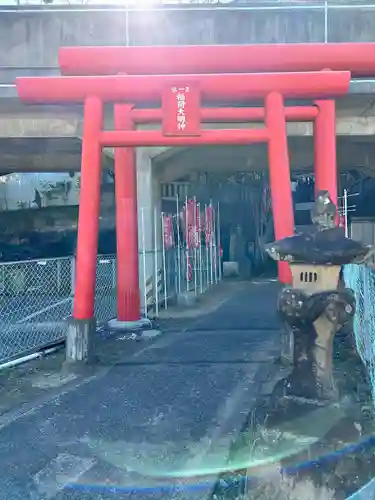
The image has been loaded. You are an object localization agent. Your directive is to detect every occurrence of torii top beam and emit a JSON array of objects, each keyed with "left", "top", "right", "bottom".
[
  {"left": 16, "top": 71, "right": 350, "bottom": 104},
  {"left": 58, "top": 43, "right": 375, "bottom": 77}
]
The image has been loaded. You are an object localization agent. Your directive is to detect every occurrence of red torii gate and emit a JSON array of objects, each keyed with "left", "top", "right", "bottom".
[{"left": 16, "top": 43, "right": 366, "bottom": 360}]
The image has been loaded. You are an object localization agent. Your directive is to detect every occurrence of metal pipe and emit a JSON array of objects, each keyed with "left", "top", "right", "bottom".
[
  {"left": 0, "top": 345, "right": 61, "bottom": 372},
  {"left": 8, "top": 2, "right": 375, "bottom": 14},
  {"left": 0, "top": 4, "right": 331, "bottom": 14},
  {"left": 324, "top": 0, "right": 328, "bottom": 43},
  {"left": 141, "top": 208, "right": 148, "bottom": 319},
  {"left": 161, "top": 212, "right": 168, "bottom": 310},
  {"left": 153, "top": 205, "right": 159, "bottom": 318},
  {"left": 176, "top": 194, "right": 181, "bottom": 295}
]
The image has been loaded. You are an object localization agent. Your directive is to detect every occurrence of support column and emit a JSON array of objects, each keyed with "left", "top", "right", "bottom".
[
  {"left": 108, "top": 104, "right": 150, "bottom": 331},
  {"left": 265, "top": 91, "right": 295, "bottom": 285},
  {"left": 314, "top": 100, "right": 338, "bottom": 209},
  {"left": 67, "top": 95, "right": 103, "bottom": 364}
]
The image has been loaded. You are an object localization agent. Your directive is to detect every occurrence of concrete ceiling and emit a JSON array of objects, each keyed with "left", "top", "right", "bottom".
[
  {"left": 155, "top": 136, "right": 375, "bottom": 182},
  {"left": 1, "top": 132, "right": 375, "bottom": 182}
]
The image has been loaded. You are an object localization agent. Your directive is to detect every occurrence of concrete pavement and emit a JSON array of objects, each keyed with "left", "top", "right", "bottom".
[{"left": 0, "top": 279, "right": 282, "bottom": 500}]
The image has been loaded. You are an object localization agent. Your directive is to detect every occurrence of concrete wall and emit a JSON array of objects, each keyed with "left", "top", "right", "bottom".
[
  {"left": 1, "top": 5, "right": 375, "bottom": 79},
  {"left": 136, "top": 147, "right": 164, "bottom": 310}
]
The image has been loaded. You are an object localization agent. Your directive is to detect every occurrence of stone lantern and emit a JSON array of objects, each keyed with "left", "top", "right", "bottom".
[{"left": 265, "top": 191, "right": 374, "bottom": 402}]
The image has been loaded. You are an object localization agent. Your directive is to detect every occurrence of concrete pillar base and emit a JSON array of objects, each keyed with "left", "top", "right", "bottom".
[
  {"left": 65, "top": 317, "right": 96, "bottom": 364},
  {"left": 107, "top": 317, "right": 152, "bottom": 332}
]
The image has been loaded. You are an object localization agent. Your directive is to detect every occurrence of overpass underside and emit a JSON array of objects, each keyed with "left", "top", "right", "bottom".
[{"left": 1, "top": 95, "right": 375, "bottom": 180}]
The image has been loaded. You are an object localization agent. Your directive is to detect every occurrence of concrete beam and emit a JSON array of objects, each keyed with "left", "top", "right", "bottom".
[
  {"left": 0, "top": 152, "right": 82, "bottom": 172},
  {"left": 0, "top": 115, "right": 80, "bottom": 137},
  {"left": 1, "top": 102, "right": 375, "bottom": 178},
  {"left": 2, "top": 6, "right": 375, "bottom": 69},
  {"left": 0, "top": 154, "right": 110, "bottom": 173}
]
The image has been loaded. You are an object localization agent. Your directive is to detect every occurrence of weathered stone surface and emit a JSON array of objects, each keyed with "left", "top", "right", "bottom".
[
  {"left": 266, "top": 191, "right": 374, "bottom": 266},
  {"left": 311, "top": 190, "right": 337, "bottom": 230},
  {"left": 265, "top": 226, "right": 374, "bottom": 265},
  {"left": 276, "top": 288, "right": 356, "bottom": 401},
  {"left": 264, "top": 192, "right": 368, "bottom": 404}
]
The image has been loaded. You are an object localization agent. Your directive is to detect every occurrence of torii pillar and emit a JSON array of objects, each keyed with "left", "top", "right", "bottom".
[{"left": 108, "top": 104, "right": 151, "bottom": 332}]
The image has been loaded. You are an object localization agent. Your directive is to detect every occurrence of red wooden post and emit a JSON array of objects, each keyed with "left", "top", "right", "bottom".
[
  {"left": 113, "top": 104, "right": 141, "bottom": 323},
  {"left": 67, "top": 95, "right": 103, "bottom": 363},
  {"left": 314, "top": 100, "right": 338, "bottom": 209},
  {"left": 73, "top": 95, "right": 103, "bottom": 320},
  {"left": 265, "top": 91, "right": 295, "bottom": 285}
]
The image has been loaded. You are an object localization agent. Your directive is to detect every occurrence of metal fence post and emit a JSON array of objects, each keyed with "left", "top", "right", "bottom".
[
  {"left": 185, "top": 196, "right": 189, "bottom": 293},
  {"left": 193, "top": 197, "right": 198, "bottom": 296},
  {"left": 176, "top": 195, "right": 182, "bottom": 295},
  {"left": 57, "top": 259, "right": 62, "bottom": 294},
  {"left": 217, "top": 201, "right": 222, "bottom": 281},
  {"left": 324, "top": 0, "right": 328, "bottom": 43},
  {"left": 141, "top": 207, "right": 148, "bottom": 318},
  {"left": 71, "top": 255, "right": 76, "bottom": 297},
  {"left": 161, "top": 212, "right": 168, "bottom": 310},
  {"left": 154, "top": 206, "right": 159, "bottom": 317},
  {"left": 111, "top": 258, "right": 116, "bottom": 289}
]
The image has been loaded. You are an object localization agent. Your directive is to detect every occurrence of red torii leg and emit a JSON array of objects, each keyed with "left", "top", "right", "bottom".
[
  {"left": 67, "top": 95, "right": 103, "bottom": 363},
  {"left": 314, "top": 100, "right": 338, "bottom": 209},
  {"left": 108, "top": 104, "right": 150, "bottom": 330},
  {"left": 265, "top": 91, "right": 295, "bottom": 285}
]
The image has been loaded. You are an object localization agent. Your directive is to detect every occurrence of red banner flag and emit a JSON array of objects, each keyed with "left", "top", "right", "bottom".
[
  {"left": 196, "top": 205, "right": 202, "bottom": 248},
  {"left": 205, "top": 206, "right": 215, "bottom": 246},
  {"left": 187, "top": 256, "right": 193, "bottom": 282},
  {"left": 183, "top": 199, "right": 201, "bottom": 249},
  {"left": 163, "top": 215, "right": 174, "bottom": 249}
]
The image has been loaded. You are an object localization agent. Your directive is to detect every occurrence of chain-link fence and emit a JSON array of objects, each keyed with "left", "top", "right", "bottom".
[
  {"left": 0, "top": 257, "right": 73, "bottom": 363},
  {"left": 343, "top": 263, "right": 375, "bottom": 405},
  {"left": 343, "top": 263, "right": 375, "bottom": 366},
  {"left": 0, "top": 239, "right": 221, "bottom": 362},
  {"left": 0, "top": 254, "right": 117, "bottom": 363},
  {"left": 94, "top": 254, "right": 117, "bottom": 324}
]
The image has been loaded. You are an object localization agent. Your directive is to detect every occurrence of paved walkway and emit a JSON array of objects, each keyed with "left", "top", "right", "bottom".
[{"left": 0, "top": 279, "right": 282, "bottom": 500}]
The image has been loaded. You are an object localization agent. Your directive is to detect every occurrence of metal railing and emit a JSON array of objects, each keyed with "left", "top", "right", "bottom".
[
  {"left": 1, "top": 1, "right": 372, "bottom": 11},
  {"left": 141, "top": 245, "right": 222, "bottom": 317},
  {"left": 0, "top": 1, "right": 370, "bottom": 8}
]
